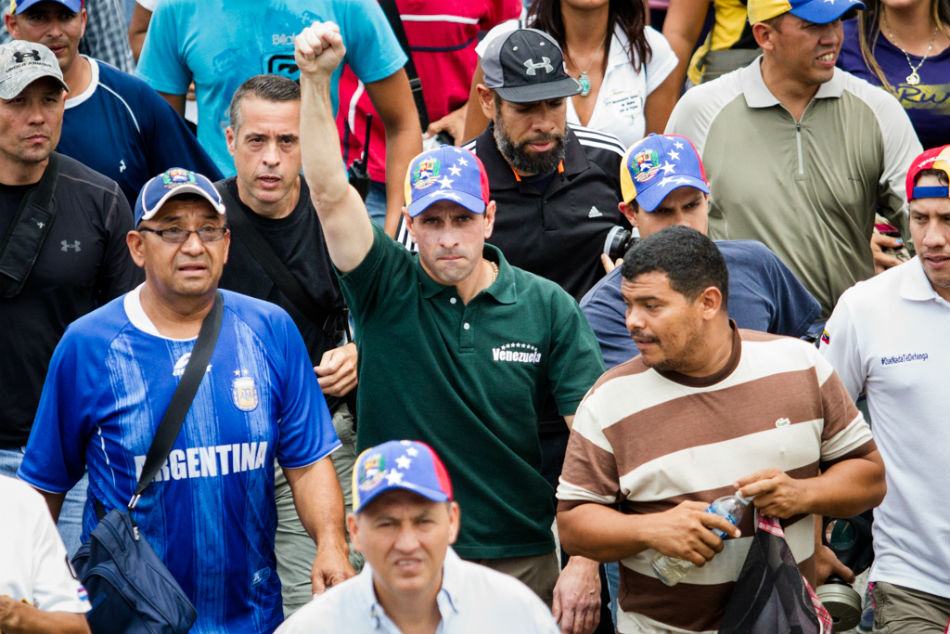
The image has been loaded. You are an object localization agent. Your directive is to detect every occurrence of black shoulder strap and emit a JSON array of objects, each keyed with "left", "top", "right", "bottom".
[
  {"left": 130, "top": 292, "right": 224, "bottom": 507},
  {"left": 0, "top": 153, "right": 60, "bottom": 298},
  {"left": 379, "top": 0, "right": 430, "bottom": 130},
  {"left": 216, "top": 183, "right": 346, "bottom": 340}
]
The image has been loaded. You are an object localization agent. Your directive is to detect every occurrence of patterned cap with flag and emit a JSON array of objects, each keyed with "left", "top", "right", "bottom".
[
  {"left": 747, "top": 0, "right": 863, "bottom": 24},
  {"left": 134, "top": 168, "right": 225, "bottom": 225},
  {"left": 352, "top": 440, "right": 453, "bottom": 514},
  {"left": 404, "top": 145, "right": 490, "bottom": 217},
  {"left": 906, "top": 145, "right": 950, "bottom": 201},
  {"left": 620, "top": 133, "right": 709, "bottom": 211}
]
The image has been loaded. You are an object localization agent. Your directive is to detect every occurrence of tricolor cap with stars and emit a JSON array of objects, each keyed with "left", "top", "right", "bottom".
[
  {"left": 620, "top": 133, "right": 709, "bottom": 212},
  {"left": 747, "top": 0, "right": 863, "bottom": 26},
  {"left": 352, "top": 440, "right": 453, "bottom": 514},
  {"left": 906, "top": 145, "right": 950, "bottom": 201},
  {"left": 404, "top": 145, "right": 490, "bottom": 217}
]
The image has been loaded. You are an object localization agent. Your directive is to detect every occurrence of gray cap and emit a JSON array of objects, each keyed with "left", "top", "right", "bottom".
[
  {"left": 481, "top": 28, "right": 580, "bottom": 104},
  {"left": 0, "top": 41, "right": 68, "bottom": 100}
]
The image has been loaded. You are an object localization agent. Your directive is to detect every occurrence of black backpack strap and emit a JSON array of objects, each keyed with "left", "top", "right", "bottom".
[
  {"left": 216, "top": 183, "right": 346, "bottom": 340},
  {"left": 379, "top": 0, "right": 430, "bottom": 131},
  {"left": 129, "top": 292, "right": 224, "bottom": 508},
  {"left": 0, "top": 153, "right": 60, "bottom": 298}
]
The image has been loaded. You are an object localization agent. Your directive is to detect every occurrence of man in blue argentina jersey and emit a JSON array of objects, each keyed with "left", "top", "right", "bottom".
[
  {"left": 18, "top": 168, "right": 354, "bottom": 634},
  {"left": 5, "top": 0, "right": 222, "bottom": 205}
]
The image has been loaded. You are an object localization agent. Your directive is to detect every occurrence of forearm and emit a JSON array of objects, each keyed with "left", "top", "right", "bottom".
[
  {"left": 158, "top": 91, "right": 186, "bottom": 117},
  {"left": 644, "top": 75, "right": 680, "bottom": 135},
  {"left": 285, "top": 458, "right": 348, "bottom": 551},
  {"left": 802, "top": 451, "right": 886, "bottom": 518},
  {"left": 296, "top": 30, "right": 374, "bottom": 272},
  {"left": 381, "top": 118, "right": 421, "bottom": 236},
  {"left": 127, "top": 5, "right": 152, "bottom": 61},
  {"left": 36, "top": 489, "right": 66, "bottom": 523},
  {"left": 300, "top": 73, "right": 351, "bottom": 209},
  {"left": 557, "top": 504, "right": 654, "bottom": 562},
  {"left": 662, "top": 0, "right": 710, "bottom": 91},
  {"left": 0, "top": 600, "right": 89, "bottom": 634}
]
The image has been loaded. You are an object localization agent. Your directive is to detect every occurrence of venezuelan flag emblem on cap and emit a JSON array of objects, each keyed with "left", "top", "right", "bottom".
[
  {"left": 620, "top": 134, "right": 709, "bottom": 211},
  {"left": 352, "top": 440, "right": 453, "bottom": 513},
  {"left": 404, "top": 145, "right": 490, "bottom": 218}
]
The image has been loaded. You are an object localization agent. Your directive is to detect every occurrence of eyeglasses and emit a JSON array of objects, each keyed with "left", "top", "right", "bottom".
[{"left": 138, "top": 226, "right": 228, "bottom": 244}]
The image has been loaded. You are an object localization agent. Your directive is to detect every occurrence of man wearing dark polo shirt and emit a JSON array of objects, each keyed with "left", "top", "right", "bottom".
[{"left": 296, "top": 22, "right": 606, "bottom": 634}]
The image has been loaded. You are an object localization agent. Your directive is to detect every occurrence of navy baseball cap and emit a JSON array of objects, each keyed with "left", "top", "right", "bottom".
[
  {"left": 352, "top": 440, "right": 453, "bottom": 514},
  {"left": 134, "top": 168, "right": 225, "bottom": 225},
  {"left": 11, "top": 0, "right": 83, "bottom": 14},
  {"left": 481, "top": 28, "right": 580, "bottom": 103}
]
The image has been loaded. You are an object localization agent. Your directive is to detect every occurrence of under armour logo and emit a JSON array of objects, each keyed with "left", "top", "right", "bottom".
[
  {"left": 119, "top": 160, "right": 126, "bottom": 173},
  {"left": 33, "top": 219, "right": 45, "bottom": 229},
  {"left": 13, "top": 50, "right": 41, "bottom": 63},
  {"left": 60, "top": 240, "right": 81, "bottom": 253},
  {"left": 523, "top": 57, "right": 553, "bottom": 76}
]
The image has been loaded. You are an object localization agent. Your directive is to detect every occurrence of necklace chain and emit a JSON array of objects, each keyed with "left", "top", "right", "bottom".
[
  {"left": 565, "top": 34, "right": 609, "bottom": 98},
  {"left": 487, "top": 260, "right": 498, "bottom": 285},
  {"left": 882, "top": 12, "right": 938, "bottom": 85}
]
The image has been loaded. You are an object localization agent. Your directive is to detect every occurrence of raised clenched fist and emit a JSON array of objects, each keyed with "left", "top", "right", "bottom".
[{"left": 294, "top": 21, "right": 346, "bottom": 78}]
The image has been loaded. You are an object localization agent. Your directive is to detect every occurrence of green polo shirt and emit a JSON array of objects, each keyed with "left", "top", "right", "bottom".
[{"left": 340, "top": 224, "right": 605, "bottom": 558}]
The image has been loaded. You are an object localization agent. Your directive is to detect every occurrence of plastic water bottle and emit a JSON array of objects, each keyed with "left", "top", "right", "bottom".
[{"left": 651, "top": 493, "right": 752, "bottom": 586}]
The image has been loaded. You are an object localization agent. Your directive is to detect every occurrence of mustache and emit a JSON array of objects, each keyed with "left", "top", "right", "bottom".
[
  {"left": 519, "top": 133, "right": 561, "bottom": 147},
  {"left": 629, "top": 330, "right": 658, "bottom": 344}
]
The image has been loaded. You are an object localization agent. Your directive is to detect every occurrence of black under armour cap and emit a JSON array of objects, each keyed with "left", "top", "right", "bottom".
[{"left": 481, "top": 28, "right": 580, "bottom": 104}]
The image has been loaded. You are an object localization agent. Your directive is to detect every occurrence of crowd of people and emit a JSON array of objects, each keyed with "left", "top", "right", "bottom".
[{"left": 0, "top": 1, "right": 947, "bottom": 634}]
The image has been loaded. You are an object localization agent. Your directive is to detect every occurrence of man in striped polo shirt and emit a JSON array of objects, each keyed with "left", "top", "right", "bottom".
[{"left": 556, "top": 226, "right": 886, "bottom": 634}]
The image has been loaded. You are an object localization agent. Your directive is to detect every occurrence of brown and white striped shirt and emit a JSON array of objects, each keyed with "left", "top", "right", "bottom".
[{"left": 557, "top": 327, "right": 876, "bottom": 633}]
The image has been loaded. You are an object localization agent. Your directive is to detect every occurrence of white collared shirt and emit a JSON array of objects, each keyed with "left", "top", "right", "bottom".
[
  {"left": 275, "top": 548, "right": 560, "bottom": 634},
  {"left": 821, "top": 257, "right": 950, "bottom": 599}
]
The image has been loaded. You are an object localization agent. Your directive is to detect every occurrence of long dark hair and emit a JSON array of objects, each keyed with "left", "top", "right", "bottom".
[
  {"left": 857, "top": 0, "right": 950, "bottom": 94},
  {"left": 527, "top": 0, "right": 652, "bottom": 72}
]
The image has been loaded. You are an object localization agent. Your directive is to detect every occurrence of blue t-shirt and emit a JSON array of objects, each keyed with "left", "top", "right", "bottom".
[
  {"left": 580, "top": 239, "right": 821, "bottom": 368},
  {"left": 59, "top": 58, "right": 222, "bottom": 205},
  {"left": 19, "top": 289, "right": 339, "bottom": 634},
  {"left": 136, "top": 0, "right": 407, "bottom": 176},
  {"left": 838, "top": 19, "right": 950, "bottom": 150}
]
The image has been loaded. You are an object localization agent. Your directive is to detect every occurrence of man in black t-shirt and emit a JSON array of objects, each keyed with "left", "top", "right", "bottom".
[
  {"left": 216, "top": 74, "right": 358, "bottom": 617},
  {"left": 0, "top": 41, "right": 138, "bottom": 556}
]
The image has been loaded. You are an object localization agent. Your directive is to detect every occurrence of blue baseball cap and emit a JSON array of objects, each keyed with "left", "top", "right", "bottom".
[
  {"left": 352, "top": 440, "right": 453, "bottom": 514},
  {"left": 620, "top": 134, "right": 710, "bottom": 211},
  {"left": 747, "top": 0, "right": 863, "bottom": 25},
  {"left": 134, "top": 168, "right": 225, "bottom": 225},
  {"left": 404, "top": 145, "right": 490, "bottom": 217},
  {"left": 11, "top": 0, "right": 83, "bottom": 14}
]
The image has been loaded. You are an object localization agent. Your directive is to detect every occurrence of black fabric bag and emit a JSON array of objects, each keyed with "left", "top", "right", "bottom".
[
  {"left": 71, "top": 294, "right": 223, "bottom": 634},
  {"left": 719, "top": 514, "right": 833, "bottom": 634}
]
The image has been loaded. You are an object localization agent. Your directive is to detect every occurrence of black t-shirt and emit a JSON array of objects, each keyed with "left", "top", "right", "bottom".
[
  {"left": 0, "top": 153, "right": 140, "bottom": 447},
  {"left": 216, "top": 177, "right": 346, "bottom": 409}
]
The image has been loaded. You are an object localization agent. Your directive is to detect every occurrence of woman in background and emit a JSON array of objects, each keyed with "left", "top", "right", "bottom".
[
  {"left": 462, "top": 0, "right": 679, "bottom": 146},
  {"left": 838, "top": 0, "right": 949, "bottom": 148}
]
